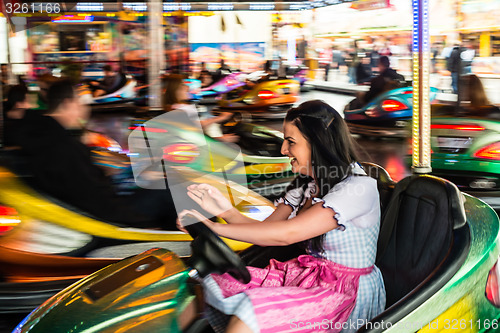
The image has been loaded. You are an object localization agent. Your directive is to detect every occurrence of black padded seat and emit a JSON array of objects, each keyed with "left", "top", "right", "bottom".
[
  {"left": 376, "top": 174, "right": 467, "bottom": 308},
  {"left": 360, "top": 162, "right": 396, "bottom": 218}
]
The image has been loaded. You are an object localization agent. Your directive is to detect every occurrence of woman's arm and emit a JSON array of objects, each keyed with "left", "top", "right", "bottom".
[
  {"left": 187, "top": 184, "right": 293, "bottom": 224},
  {"left": 212, "top": 204, "right": 339, "bottom": 246},
  {"left": 220, "top": 203, "right": 293, "bottom": 224}
]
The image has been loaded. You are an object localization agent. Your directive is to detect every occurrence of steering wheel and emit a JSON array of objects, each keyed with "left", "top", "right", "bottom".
[{"left": 183, "top": 214, "right": 251, "bottom": 284}]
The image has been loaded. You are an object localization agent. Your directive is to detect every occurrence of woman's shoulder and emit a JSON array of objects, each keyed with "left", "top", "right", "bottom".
[
  {"left": 325, "top": 175, "right": 377, "bottom": 198},
  {"left": 321, "top": 163, "right": 378, "bottom": 201},
  {"left": 314, "top": 170, "right": 379, "bottom": 228}
]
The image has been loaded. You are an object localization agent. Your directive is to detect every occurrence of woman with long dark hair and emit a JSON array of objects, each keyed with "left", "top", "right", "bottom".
[{"left": 178, "top": 100, "right": 385, "bottom": 333}]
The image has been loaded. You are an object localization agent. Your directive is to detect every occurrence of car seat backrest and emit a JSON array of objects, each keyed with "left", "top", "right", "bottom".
[
  {"left": 360, "top": 162, "right": 395, "bottom": 219},
  {"left": 376, "top": 175, "right": 466, "bottom": 307}
]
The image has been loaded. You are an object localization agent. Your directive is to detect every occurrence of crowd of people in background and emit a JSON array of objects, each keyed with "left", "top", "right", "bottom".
[
  {"left": 320, "top": 41, "right": 396, "bottom": 85},
  {"left": 318, "top": 38, "right": 479, "bottom": 97}
]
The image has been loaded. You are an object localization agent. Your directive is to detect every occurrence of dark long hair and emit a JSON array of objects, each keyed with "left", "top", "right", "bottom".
[
  {"left": 162, "top": 74, "right": 188, "bottom": 111},
  {"left": 284, "top": 100, "right": 361, "bottom": 254}
]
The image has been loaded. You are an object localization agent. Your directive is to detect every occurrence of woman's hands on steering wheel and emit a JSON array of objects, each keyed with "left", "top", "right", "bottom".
[
  {"left": 177, "top": 209, "right": 216, "bottom": 234},
  {"left": 187, "top": 183, "right": 235, "bottom": 218},
  {"left": 177, "top": 208, "right": 251, "bottom": 283}
]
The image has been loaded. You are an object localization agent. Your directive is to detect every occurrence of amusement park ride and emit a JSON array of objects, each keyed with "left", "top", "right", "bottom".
[{"left": 1, "top": 0, "right": 500, "bottom": 332}]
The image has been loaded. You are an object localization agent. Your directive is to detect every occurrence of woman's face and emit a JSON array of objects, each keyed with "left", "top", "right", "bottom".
[{"left": 281, "top": 121, "right": 312, "bottom": 176}]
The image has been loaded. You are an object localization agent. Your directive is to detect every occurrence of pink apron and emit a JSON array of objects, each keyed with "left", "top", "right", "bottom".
[{"left": 211, "top": 255, "right": 373, "bottom": 333}]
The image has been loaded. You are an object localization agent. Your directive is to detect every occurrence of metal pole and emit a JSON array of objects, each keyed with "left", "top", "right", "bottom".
[
  {"left": 0, "top": 68, "right": 3, "bottom": 149},
  {"left": 456, "top": 49, "right": 462, "bottom": 115},
  {"left": 117, "top": 1, "right": 125, "bottom": 72},
  {"left": 5, "top": 16, "right": 13, "bottom": 85},
  {"left": 148, "top": 0, "right": 164, "bottom": 110},
  {"left": 411, "top": 0, "right": 432, "bottom": 174},
  {"left": 0, "top": 17, "right": 9, "bottom": 148}
]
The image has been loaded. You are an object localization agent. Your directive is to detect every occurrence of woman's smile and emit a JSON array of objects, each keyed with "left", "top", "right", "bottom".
[{"left": 282, "top": 121, "right": 312, "bottom": 176}]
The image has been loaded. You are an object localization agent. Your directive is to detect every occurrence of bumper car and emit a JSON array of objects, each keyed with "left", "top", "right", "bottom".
[
  {"left": 428, "top": 104, "right": 500, "bottom": 193},
  {"left": 191, "top": 73, "right": 247, "bottom": 104},
  {"left": 344, "top": 86, "right": 439, "bottom": 138},
  {"left": 79, "top": 74, "right": 138, "bottom": 112},
  {"left": 214, "top": 79, "right": 300, "bottom": 119},
  {"left": 11, "top": 163, "right": 500, "bottom": 333},
  {"left": 129, "top": 111, "right": 295, "bottom": 199},
  {"left": 0, "top": 147, "right": 274, "bottom": 313}
]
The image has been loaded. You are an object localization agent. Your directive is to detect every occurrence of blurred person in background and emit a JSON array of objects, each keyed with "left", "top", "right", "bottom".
[
  {"left": 242, "top": 60, "right": 279, "bottom": 93},
  {"left": 446, "top": 42, "right": 463, "bottom": 94},
  {"left": 163, "top": 75, "right": 238, "bottom": 143},
  {"left": 1, "top": 63, "right": 10, "bottom": 97},
  {"left": 369, "top": 46, "right": 380, "bottom": 74},
  {"left": 460, "top": 74, "right": 499, "bottom": 117},
  {"left": 245, "top": 60, "right": 276, "bottom": 87},
  {"left": 347, "top": 56, "right": 404, "bottom": 110},
  {"left": 379, "top": 42, "right": 392, "bottom": 57},
  {"left": 197, "top": 62, "right": 213, "bottom": 88},
  {"left": 296, "top": 36, "right": 307, "bottom": 60},
  {"left": 319, "top": 49, "right": 331, "bottom": 81},
  {"left": 18, "top": 79, "right": 177, "bottom": 228},
  {"left": 1, "top": 64, "right": 9, "bottom": 86},
  {"left": 277, "top": 56, "right": 287, "bottom": 79},
  {"left": 346, "top": 41, "right": 359, "bottom": 84},
  {"left": 460, "top": 40, "right": 475, "bottom": 74},
  {"left": 213, "top": 59, "right": 232, "bottom": 83},
  {"left": 262, "top": 60, "right": 276, "bottom": 78},
  {"left": 363, "top": 55, "right": 405, "bottom": 104},
  {"left": 431, "top": 43, "right": 440, "bottom": 73},
  {"left": 355, "top": 55, "right": 373, "bottom": 85},
  {"left": 332, "top": 46, "right": 342, "bottom": 72},
  {"left": 217, "top": 59, "right": 232, "bottom": 74},
  {"left": 3, "top": 85, "right": 31, "bottom": 146},
  {"left": 90, "top": 64, "right": 121, "bottom": 97}
]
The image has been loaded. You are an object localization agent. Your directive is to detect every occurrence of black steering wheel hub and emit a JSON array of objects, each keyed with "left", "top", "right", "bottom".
[{"left": 184, "top": 216, "right": 251, "bottom": 284}]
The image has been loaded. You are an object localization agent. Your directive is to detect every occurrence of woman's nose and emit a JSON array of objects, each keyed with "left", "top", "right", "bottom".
[{"left": 281, "top": 142, "right": 288, "bottom": 155}]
